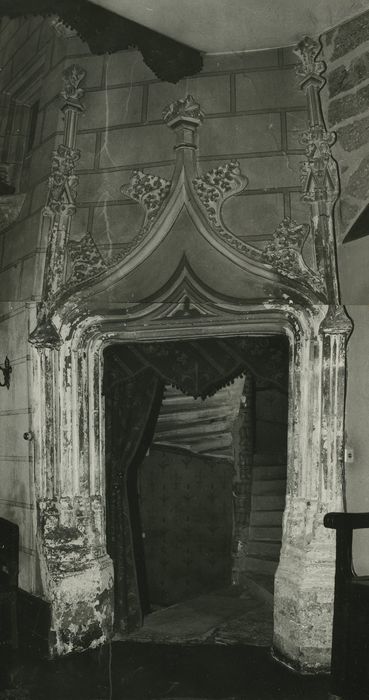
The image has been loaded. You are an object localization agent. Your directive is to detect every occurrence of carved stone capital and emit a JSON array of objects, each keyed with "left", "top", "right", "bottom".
[
  {"left": 193, "top": 160, "right": 248, "bottom": 230},
  {"left": 294, "top": 36, "right": 325, "bottom": 89},
  {"left": 61, "top": 64, "right": 86, "bottom": 110},
  {"left": 262, "top": 218, "right": 325, "bottom": 295},
  {"left": 44, "top": 144, "right": 80, "bottom": 217},
  {"left": 320, "top": 305, "right": 353, "bottom": 337},
  {"left": 162, "top": 95, "right": 204, "bottom": 129}
]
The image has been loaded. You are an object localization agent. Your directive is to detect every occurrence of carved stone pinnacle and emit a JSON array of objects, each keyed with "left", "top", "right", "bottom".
[
  {"left": 294, "top": 36, "right": 325, "bottom": 86},
  {"left": 61, "top": 64, "right": 86, "bottom": 106},
  {"left": 162, "top": 95, "right": 204, "bottom": 128}
]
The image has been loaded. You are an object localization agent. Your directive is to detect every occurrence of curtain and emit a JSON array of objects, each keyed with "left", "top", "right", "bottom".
[{"left": 104, "top": 364, "right": 164, "bottom": 633}]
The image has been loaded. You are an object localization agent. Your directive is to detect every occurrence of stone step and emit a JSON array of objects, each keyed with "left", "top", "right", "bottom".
[
  {"left": 252, "top": 494, "right": 285, "bottom": 511},
  {"left": 247, "top": 540, "right": 281, "bottom": 559},
  {"left": 253, "top": 465, "right": 287, "bottom": 481},
  {"left": 252, "top": 479, "right": 286, "bottom": 495},
  {"left": 250, "top": 510, "right": 284, "bottom": 526},
  {"left": 242, "top": 556, "right": 279, "bottom": 576},
  {"left": 249, "top": 525, "right": 283, "bottom": 541},
  {"left": 241, "top": 573, "right": 275, "bottom": 607}
]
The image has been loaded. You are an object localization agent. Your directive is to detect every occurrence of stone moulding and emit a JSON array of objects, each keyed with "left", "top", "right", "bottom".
[
  {"left": 118, "top": 95, "right": 320, "bottom": 299},
  {"left": 29, "top": 298, "right": 351, "bottom": 670},
  {"left": 28, "top": 48, "right": 349, "bottom": 671}
]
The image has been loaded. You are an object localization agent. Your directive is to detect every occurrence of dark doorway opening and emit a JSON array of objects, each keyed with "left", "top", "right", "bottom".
[{"left": 103, "top": 335, "right": 289, "bottom": 640}]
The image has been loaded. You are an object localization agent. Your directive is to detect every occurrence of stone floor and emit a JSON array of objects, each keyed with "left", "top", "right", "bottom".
[
  {"left": 0, "top": 583, "right": 331, "bottom": 700},
  {"left": 116, "top": 584, "right": 273, "bottom": 646}
]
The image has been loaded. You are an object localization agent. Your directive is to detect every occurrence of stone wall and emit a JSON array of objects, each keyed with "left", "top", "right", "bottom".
[
  {"left": 321, "top": 11, "right": 369, "bottom": 303},
  {"left": 321, "top": 12, "right": 369, "bottom": 575}
]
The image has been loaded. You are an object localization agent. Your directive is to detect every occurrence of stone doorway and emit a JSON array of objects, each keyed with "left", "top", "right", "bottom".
[{"left": 103, "top": 335, "right": 290, "bottom": 642}]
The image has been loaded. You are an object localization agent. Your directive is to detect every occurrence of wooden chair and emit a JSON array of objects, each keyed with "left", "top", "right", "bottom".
[
  {"left": 0, "top": 518, "right": 19, "bottom": 650},
  {"left": 324, "top": 512, "right": 369, "bottom": 700}
]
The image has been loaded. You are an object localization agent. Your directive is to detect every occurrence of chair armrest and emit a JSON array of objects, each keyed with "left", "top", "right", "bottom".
[{"left": 324, "top": 512, "right": 369, "bottom": 530}]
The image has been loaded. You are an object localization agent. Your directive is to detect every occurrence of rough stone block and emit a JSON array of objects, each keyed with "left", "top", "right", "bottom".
[
  {"left": 104, "top": 49, "right": 156, "bottom": 85},
  {"left": 200, "top": 113, "right": 282, "bottom": 156},
  {"left": 325, "top": 10, "right": 369, "bottom": 62},
  {"left": 286, "top": 111, "right": 308, "bottom": 150},
  {"left": 336, "top": 115, "right": 369, "bottom": 151},
  {"left": 148, "top": 75, "right": 230, "bottom": 121},
  {"left": 222, "top": 192, "right": 284, "bottom": 239},
  {"left": 92, "top": 203, "right": 145, "bottom": 249},
  {"left": 81, "top": 86, "right": 143, "bottom": 130},
  {"left": 338, "top": 236, "right": 369, "bottom": 304},
  {"left": 328, "top": 83, "right": 369, "bottom": 126},
  {"left": 98, "top": 123, "right": 174, "bottom": 169},
  {"left": 202, "top": 48, "right": 279, "bottom": 73},
  {"left": 236, "top": 68, "right": 305, "bottom": 111},
  {"left": 337, "top": 198, "right": 360, "bottom": 234},
  {"left": 328, "top": 49, "right": 369, "bottom": 98},
  {"left": 346, "top": 153, "right": 369, "bottom": 200}
]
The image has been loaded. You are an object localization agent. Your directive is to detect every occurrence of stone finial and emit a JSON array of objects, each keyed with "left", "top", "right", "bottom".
[
  {"left": 162, "top": 95, "right": 204, "bottom": 128},
  {"left": 61, "top": 64, "right": 86, "bottom": 106},
  {"left": 294, "top": 36, "right": 325, "bottom": 87}
]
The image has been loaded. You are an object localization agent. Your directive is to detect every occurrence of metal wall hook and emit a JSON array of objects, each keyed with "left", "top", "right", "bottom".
[{"left": 0, "top": 356, "right": 12, "bottom": 389}]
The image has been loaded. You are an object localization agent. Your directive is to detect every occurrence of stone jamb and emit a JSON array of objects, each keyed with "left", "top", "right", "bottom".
[{"left": 29, "top": 299, "right": 350, "bottom": 670}]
